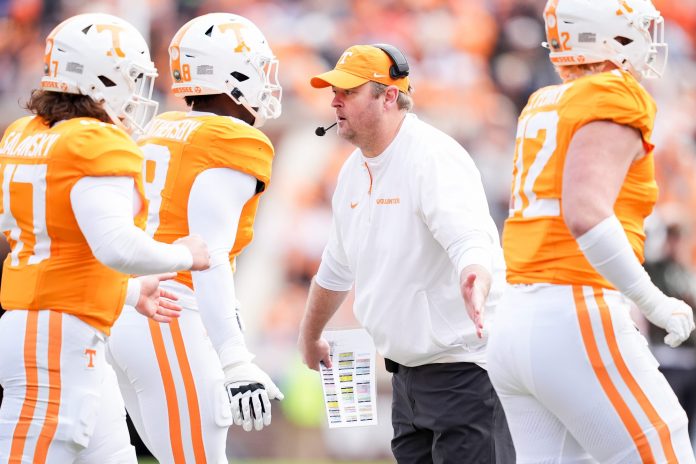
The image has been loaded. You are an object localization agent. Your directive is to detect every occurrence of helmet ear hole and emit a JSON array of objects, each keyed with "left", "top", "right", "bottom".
[
  {"left": 231, "top": 71, "right": 249, "bottom": 82},
  {"left": 98, "top": 76, "right": 117, "bottom": 87},
  {"left": 614, "top": 36, "right": 633, "bottom": 46}
]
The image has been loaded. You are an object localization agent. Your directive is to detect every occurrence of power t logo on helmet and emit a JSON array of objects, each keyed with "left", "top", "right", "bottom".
[
  {"left": 217, "top": 22, "right": 252, "bottom": 53},
  {"left": 542, "top": 0, "right": 667, "bottom": 79},
  {"left": 95, "top": 24, "right": 127, "bottom": 58},
  {"left": 169, "top": 13, "right": 282, "bottom": 128},
  {"left": 39, "top": 13, "right": 159, "bottom": 135}
]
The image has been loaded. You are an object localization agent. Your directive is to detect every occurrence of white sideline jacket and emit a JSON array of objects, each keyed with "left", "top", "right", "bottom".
[{"left": 315, "top": 113, "right": 505, "bottom": 367}]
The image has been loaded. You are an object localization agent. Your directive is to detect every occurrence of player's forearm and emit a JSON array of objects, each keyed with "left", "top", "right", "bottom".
[
  {"left": 187, "top": 167, "right": 257, "bottom": 366},
  {"left": 299, "top": 278, "right": 349, "bottom": 341},
  {"left": 191, "top": 258, "right": 252, "bottom": 366},
  {"left": 71, "top": 176, "right": 193, "bottom": 274},
  {"left": 576, "top": 215, "right": 664, "bottom": 310}
]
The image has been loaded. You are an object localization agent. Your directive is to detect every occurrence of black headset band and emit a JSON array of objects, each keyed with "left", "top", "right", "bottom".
[{"left": 371, "top": 43, "right": 409, "bottom": 80}]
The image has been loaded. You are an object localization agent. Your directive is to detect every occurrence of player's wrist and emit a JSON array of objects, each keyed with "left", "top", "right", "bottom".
[
  {"left": 220, "top": 344, "right": 254, "bottom": 370},
  {"left": 622, "top": 274, "right": 668, "bottom": 321},
  {"left": 125, "top": 277, "right": 142, "bottom": 307}
]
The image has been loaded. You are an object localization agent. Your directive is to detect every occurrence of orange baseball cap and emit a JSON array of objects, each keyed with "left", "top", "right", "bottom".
[{"left": 310, "top": 44, "right": 410, "bottom": 94}]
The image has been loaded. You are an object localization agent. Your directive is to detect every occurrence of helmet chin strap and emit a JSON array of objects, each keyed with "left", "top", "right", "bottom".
[
  {"left": 82, "top": 86, "right": 130, "bottom": 133},
  {"left": 101, "top": 101, "right": 134, "bottom": 134},
  {"left": 230, "top": 87, "right": 266, "bottom": 128}
]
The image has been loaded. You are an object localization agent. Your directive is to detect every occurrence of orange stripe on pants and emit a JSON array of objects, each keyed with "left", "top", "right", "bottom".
[
  {"left": 572, "top": 286, "right": 656, "bottom": 463},
  {"left": 149, "top": 319, "right": 186, "bottom": 464},
  {"left": 33, "top": 311, "right": 63, "bottom": 463},
  {"left": 169, "top": 319, "right": 206, "bottom": 463},
  {"left": 593, "top": 290, "right": 677, "bottom": 463},
  {"left": 9, "top": 311, "right": 39, "bottom": 464}
]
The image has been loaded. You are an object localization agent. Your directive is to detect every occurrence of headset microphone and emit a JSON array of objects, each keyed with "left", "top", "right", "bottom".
[{"left": 315, "top": 122, "right": 337, "bottom": 136}]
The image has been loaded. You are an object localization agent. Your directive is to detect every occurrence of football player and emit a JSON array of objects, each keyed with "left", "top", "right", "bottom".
[
  {"left": 107, "top": 13, "right": 283, "bottom": 463},
  {"left": 488, "top": 0, "right": 696, "bottom": 462},
  {"left": 0, "top": 13, "right": 211, "bottom": 464}
]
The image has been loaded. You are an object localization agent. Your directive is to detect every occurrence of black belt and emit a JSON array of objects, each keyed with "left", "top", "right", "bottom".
[{"left": 384, "top": 358, "right": 400, "bottom": 373}]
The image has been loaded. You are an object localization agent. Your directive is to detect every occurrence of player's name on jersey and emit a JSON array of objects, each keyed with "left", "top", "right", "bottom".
[
  {"left": 0, "top": 132, "right": 60, "bottom": 158},
  {"left": 145, "top": 118, "right": 202, "bottom": 142},
  {"left": 526, "top": 83, "right": 571, "bottom": 112}
]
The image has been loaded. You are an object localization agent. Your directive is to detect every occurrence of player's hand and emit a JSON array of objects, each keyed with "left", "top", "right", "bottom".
[
  {"left": 461, "top": 271, "right": 487, "bottom": 338},
  {"left": 135, "top": 273, "right": 182, "bottom": 323},
  {"left": 645, "top": 296, "right": 695, "bottom": 348},
  {"left": 297, "top": 335, "right": 332, "bottom": 371},
  {"left": 224, "top": 362, "right": 284, "bottom": 432},
  {"left": 174, "top": 234, "right": 210, "bottom": 271}
]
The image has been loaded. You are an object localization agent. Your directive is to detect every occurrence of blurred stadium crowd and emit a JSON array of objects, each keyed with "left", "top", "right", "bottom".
[{"left": 2, "top": 0, "right": 696, "bottom": 460}]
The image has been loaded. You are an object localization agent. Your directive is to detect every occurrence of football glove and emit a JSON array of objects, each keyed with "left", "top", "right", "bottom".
[
  {"left": 643, "top": 296, "right": 695, "bottom": 348},
  {"left": 224, "top": 361, "right": 284, "bottom": 432}
]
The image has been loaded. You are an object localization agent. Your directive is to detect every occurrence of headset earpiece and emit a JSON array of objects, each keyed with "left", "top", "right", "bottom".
[{"left": 372, "top": 43, "right": 409, "bottom": 79}]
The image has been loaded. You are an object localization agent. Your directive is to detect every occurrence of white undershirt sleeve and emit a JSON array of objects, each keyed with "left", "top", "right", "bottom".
[
  {"left": 187, "top": 168, "right": 257, "bottom": 367},
  {"left": 124, "top": 278, "right": 141, "bottom": 307},
  {"left": 70, "top": 176, "right": 193, "bottom": 275}
]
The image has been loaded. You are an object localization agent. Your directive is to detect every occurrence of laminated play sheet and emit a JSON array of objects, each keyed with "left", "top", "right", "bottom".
[{"left": 320, "top": 328, "right": 378, "bottom": 428}]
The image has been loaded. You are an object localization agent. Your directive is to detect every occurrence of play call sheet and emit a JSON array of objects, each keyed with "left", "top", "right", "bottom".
[{"left": 320, "top": 328, "right": 378, "bottom": 428}]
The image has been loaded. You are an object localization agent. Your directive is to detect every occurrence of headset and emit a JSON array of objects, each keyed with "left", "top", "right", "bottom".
[{"left": 372, "top": 43, "right": 409, "bottom": 79}]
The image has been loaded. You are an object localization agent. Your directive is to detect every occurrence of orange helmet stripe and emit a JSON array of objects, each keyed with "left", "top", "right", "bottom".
[
  {"left": 169, "top": 18, "right": 197, "bottom": 86},
  {"left": 544, "top": 0, "right": 566, "bottom": 53},
  {"left": 43, "top": 19, "right": 69, "bottom": 77}
]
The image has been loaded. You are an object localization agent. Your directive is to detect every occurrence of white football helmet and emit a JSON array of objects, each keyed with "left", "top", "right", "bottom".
[
  {"left": 169, "top": 13, "right": 282, "bottom": 128},
  {"left": 543, "top": 0, "right": 667, "bottom": 79},
  {"left": 40, "top": 13, "right": 158, "bottom": 134}
]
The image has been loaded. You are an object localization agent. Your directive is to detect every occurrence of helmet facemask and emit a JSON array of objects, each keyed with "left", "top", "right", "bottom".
[
  {"left": 96, "top": 60, "right": 159, "bottom": 135},
  {"left": 228, "top": 51, "right": 282, "bottom": 128}
]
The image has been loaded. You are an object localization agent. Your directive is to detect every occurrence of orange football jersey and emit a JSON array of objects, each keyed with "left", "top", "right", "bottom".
[
  {"left": 138, "top": 112, "right": 274, "bottom": 289},
  {"left": 0, "top": 116, "right": 147, "bottom": 333},
  {"left": 503, "top": 70, "right": 658, "bottom": 288}
]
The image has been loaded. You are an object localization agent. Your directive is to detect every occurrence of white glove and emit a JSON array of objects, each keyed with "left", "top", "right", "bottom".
[
  {"left": 224, "top": 362, "right": 284, "bottom": 432},
  {"left": 642, "top": 296, "right": 695, "bottom": 348}
]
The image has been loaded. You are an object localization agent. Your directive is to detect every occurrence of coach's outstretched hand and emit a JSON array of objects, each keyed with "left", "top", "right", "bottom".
[{"left": 460, "top": 264, "right": 492, "bottom": 339}]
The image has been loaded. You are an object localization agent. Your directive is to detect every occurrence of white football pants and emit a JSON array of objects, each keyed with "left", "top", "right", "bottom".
[
  {"left": 487, "top": 283, "right": 695, "bottom": 464},
  {"left": 107, "top": 305, "right": 232, "bottom": 464},
  {"left": 0, "top": 309, "right": 136, "bottom": 463}
]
